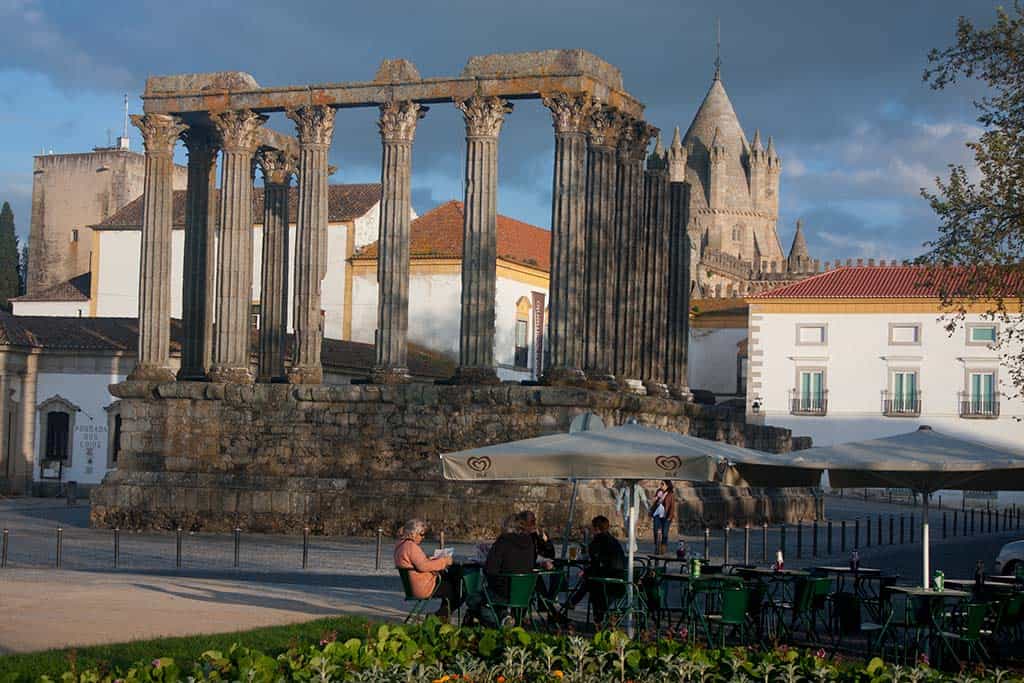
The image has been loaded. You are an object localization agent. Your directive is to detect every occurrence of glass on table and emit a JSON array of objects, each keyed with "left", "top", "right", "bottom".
[{"left": 568, "top": 545, "right": 579, "bottom": 561}]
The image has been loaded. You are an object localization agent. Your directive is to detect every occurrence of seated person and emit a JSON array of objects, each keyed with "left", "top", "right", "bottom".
[
  {"left": 565, "top": 515, "right": 626, "bottom": 623},
  {"left": 485, "top": 510, "right": 544, "bottom": 602},
  {"left": 393, "top": 518, "right": 461, "bottom": 619}
]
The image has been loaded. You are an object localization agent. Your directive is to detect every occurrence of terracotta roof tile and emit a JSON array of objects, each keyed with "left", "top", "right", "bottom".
[
  {"left": 95, "top": 184, "right": 381, "bottom": 229},
  {"left": 354, "top": 200, "right": 550, "bottom": 272},
  {"left": 753, "top": 265, "right": 1024, "bottom": 299},
  {"left": 11, "top": 273, "right": 90, "bottom": 302}
]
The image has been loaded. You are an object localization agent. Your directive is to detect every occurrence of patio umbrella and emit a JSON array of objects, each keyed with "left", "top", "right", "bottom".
[{"left": 780, "top": 426, "right": 1024, "bottom": 588}]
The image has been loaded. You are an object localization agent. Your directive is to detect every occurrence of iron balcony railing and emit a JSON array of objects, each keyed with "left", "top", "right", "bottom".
[
  {"left": 881, "top": 391, "right": 922, "bottom": 417},
  {"left": 790, "top": 390, "right": 828, "bottom": 416},
  {"left": 958, "top": 392, "right": 1000, "bottom": 419}
]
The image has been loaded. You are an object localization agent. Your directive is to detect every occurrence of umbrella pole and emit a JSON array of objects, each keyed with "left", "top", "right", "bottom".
[
  {"left": 922, "top": 492, "right": 930, "bottom": 589},
  {"left": 561, "top": 479, "right": 579, "bottom": 559},
  {"left": 626, "top": 483, "right": 638, "bottom": 638}
]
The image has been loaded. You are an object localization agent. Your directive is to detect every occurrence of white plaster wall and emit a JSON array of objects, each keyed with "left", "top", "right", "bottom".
[
  {"left": 12, "top": 301, "right": 89, "bottom": 317},
  {"left": 748, "top": 310, "right": 1024, "bottom": 450},
  {"left": 494, "top": 276, "right": 548, "bottom": 380},
  {"left": 688, "top": 327, "right": 746, "bottom": 395},
  {"left": 32, "top": 370, "right": 124, "bottom": 485},
  {"left": 96, "top": 231, "right": 141, "bottom": 316},
  {"left": 350, "top": 271, "right": 378, "bottom": 345},
  {"left": 322, "top": 224, "right": 350, "bottom": 340},
  {"left": 407, "top": 272, "right": 461, "bottom": 359}
]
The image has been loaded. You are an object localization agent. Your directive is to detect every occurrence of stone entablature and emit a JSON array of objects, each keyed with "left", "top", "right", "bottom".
[{"left": 91, "top": 383, "right": 816, "bottom": 536}]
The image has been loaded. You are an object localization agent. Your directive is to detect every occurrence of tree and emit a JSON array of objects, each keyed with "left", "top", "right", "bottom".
[
  {"left": 0, "top": 202, "right": 18, "bottom": 311},
  {"left": 18, "top": 243, "right": 27, "bottom": 296},
  {"left": 919, "top": 3, "right": 1024, "bottom": 396}
]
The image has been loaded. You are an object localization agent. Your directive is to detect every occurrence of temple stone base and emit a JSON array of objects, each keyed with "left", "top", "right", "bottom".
[{"left": 90, "top": 382, "right": 818, "bottom": 538}]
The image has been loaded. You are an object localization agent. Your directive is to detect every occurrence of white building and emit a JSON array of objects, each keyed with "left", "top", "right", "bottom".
[{"left": 746, "top": 266, "right": 1023, "bottom": 451}]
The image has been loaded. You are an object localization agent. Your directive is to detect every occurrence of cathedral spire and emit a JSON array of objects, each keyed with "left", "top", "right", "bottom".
[
  {"left": 751, "top": 128, "right": 763, "bottom": 152},
  {"left": 787, "top": 219, "right": 811, "bottom": 272},
  {"left": 713, "top": 17, "right": 722, "bottom": 81}
]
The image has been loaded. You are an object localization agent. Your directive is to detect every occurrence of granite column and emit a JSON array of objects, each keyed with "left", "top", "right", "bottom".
[
  {"left": 453, "top": 95, "right": 512, "bottom": 384},
  {"left": 177, "top": 127, "right": 219, "bottom": 380},
  {"left": 540, "top": 93, "right": 595, "bottom": 385},
  {"left": 641, "top": 142, "right": 670, "bottom": 396},
  {"left": 209, "top": 109, "right": 266, "bottom": 384},
  {"left": 665, "top": 180, "right": 691, "bottom": 398},
  {"left": 129, "top": 113, "right": 187, "bottom": 382},
  {"left": 372, "top": 100, "right": 425, "bottom": 383},
  {"left": 257, "top": 149, "right": 295, "bottom": 383},
  {"left": 286, "top": 105, "right": 336, "bottom": 385}
]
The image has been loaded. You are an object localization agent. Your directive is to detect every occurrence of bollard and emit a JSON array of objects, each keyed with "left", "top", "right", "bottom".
[
  {"left": 1017, "top": 506, "right": 1021, "bottom": 530},
  {"left": 704, "top": 527, "right": 711, "bottom": 561},
  {"left": 888, "top": 490, "right": 893, "bottom": 504},
  {"left": 796, "top": 520, "right": 803, "bottom": 559},
  {"left": 877, "top": 515, "right": 882, "bottom": 546},
  {"left": 1, "top": 528, "right": 7, "bottom": 568},
  {"left": 375, "top": 527, "right": 383, "bottom": 571},
  {"left": 744, "top": 525, "right": 751, "bottom": 565},
  {"left": 841, "top": 520, "right": 847, "bottom": 553},
  {"left": 762, "top": 523, "right": 768, "bottom": 563},
  {"left": 780, "top": 524, "right": 787, "bottom": 559},
  {"left": 233, "top": 527, "right": 241, "bottom": 568},
  {"left": 988, "top": 508, "right": 993, "bottom": 533},
  {"left": 827, "top": 520, "right": 833, "bottom": 555},
  {"left": 114, "top": 527, "right": 120, "bottom": 568},
  {"left": 938, "top": 495, "right": 942, "bottom": 509},
  {"left": 302, "top": 527, "right": 310, "bottom": 569},
  {"left": 176, "top": 527, "right": 183, "bottom": 568},
  {"left": 854, "top": 518, "right": 860, "bottom": 549},
  {"left": 723, "top": 526, "right": 730, "bottom": 566},
  {"left": 942, "top": 512, "right": 947, "bottom": 539},
  {"left": 56, "top": 527, "right": 63, "bottom": 568},
  {"left": 910, "top": 515, "right": 915, "bottom": 544},
  {"left": 812, "top": 520, "right": 819, "bottom": 558},
  {"left": 889, "top": 515, "right": 894, "bottom": 545},
  {"left": 865, "top": 515, "right": 871, "bottom": 547},
  {"left": 971, "top": 509, "right": 976, "bottom": 535},
  {"left": 953, "top": 510, "right": 958, "bottom": 537},
  {"left": 440, "top": 531, "right": 446, "bottom": 549},
  {"left": 900, "top": 515, "right": 905, "bottom": 544}
]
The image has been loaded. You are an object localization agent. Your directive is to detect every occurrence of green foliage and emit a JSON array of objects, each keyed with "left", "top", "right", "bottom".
[
  {"left": 919, "top": 4, "right": 1024, "bottom": 393},
  {"left": 0, "top": 202, "right": 19, "bottom": 310},
  {"left": 2, "top": 619, "right": 1021, "bottom": 682}
]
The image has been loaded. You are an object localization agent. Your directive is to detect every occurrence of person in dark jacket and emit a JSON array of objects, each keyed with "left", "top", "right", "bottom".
[
  {"left": 565, "top": 515, "right": 626, "bottom": 623},
  {"left": 485, "top": 510, "right": 552, "bottom": 601}
]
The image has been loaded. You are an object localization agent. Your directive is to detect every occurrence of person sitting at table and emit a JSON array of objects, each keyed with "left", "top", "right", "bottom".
[
  {"left": 485, "top": 510, "right": 553, "bottom": 601},
  {"left": 564, "top": 515, "right": 626, "bottom": 623},
  {"left": 651, "top": 480, "right": 675, "bottom": 555},
  {"left": 393, "top": 518, "right": 461, "bottom": 619}
]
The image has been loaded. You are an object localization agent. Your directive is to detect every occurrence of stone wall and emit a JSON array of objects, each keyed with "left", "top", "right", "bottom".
[{"left": 90, "top": 381, "right": 819, "bottom": 538}]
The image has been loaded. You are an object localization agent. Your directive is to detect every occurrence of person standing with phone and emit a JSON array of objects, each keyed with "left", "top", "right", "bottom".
[{"left": 651, "top": 480, "right": 675, "bottom": 555}]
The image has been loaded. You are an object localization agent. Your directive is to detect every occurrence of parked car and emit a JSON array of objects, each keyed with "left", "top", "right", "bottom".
[{"left": 994, "top": 539, "right": 1024, "bottom": 574}]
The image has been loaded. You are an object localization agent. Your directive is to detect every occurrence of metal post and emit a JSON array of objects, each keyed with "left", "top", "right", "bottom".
[
  {"left": 988, "top": 508, "right": 993, "bottom": 533},
  {"left": 375, "top": 527, "right": 383, "bottom": 570},
  {"left": 953, "top": 510, "right": 958, "bottom": 537},
  {"left": 1, "top": 528, "right": 7, "bottom": 568},
  {"left": 827, "top": 520, "right": 833, "bottom": 555},
  {"left": 780, "top": 524, "right": 787, "bottom": 559},
  {"left": 889, "top": 515, "right": 894, "bottom": 544},
  {"left": 877, "top": 515, "right": 882, "bottom": 545},
  {"left": 942, "top": 512, "right": 947, "bottom": 539},
  {"left": 723, "top": 526, "right": 730, "bottom": 566},
  {"left": 176, "top": 527, "right": 182, "bottom": 568},
  {"left": 910, "top": 514, "right": 915, "bottom": 544},
  {"left": 233, "top": 527, "right": 241, "bottom": 568},
  {"left": 841, "top": 520, "right": 847, "bottom": 553},
  {"left": 762, "top": 523, "right": 768, "bottom": 563},
  {"left": 854, "top": 518, "right": 860, "bottom": 549},
  {"left": 970, "top": 509, "right": 975, "bottom": 535},
  {"left": 865, "top": 515, "right": 871, "bottom": 547},
  {"left": 302, "top": 527, "right": 310, "bottom": 569},
  {"left": 744, "top": 525, "right": 750, "bottom": 565},
  {"left": 796, "top": 520, "right": 803, "bottom": 559},
  {"left": 114, "top": 527, "right": 120, "bottom": 568},
  {"left": 440, "top": 531, "right": 446, "bottom": 549},
  {"left": 900, "top": 515, "right": 905, "bottom": 544},
  {"left": 56, "top": 527, "right": 63, "bottom": 568},
  {"left": 812, "top": 520, "right": 819, "bottom": 558},
  {"left": 703, "top": 527, "right": 710, "bottom": 561}
]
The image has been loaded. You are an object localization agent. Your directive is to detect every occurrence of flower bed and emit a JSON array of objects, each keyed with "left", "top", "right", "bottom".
[{"left": 22, "top": 621, "right": 1024, "bottom": 682}]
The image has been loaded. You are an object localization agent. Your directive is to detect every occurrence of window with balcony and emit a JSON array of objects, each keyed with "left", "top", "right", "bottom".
[
  {"left": 791, "top": 369, "right": 827, "bottom": 415},
  {"left": 883, "top": 371, "right": 920, "bottom": 416},
  {"left": 960, "top": 371, "right": 999, "bottom": 418}
]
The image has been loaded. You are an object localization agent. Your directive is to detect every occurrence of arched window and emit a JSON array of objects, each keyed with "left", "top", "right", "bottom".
[
  {"left": 37, "top": 395, "right": 80, "bottom": 473},
  {"left": 514, "top": 297, "right": 531, "bottom": 369}
]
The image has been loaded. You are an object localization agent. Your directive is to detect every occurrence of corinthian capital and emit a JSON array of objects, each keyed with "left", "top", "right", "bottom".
[
  {"left": 131, "top": 114, "right": 187, "bottom": 157},
  {"left": 179, "top": 126, "right": 220, "bottom": 160},
  {"left": 377, "top": 100, "right": 426, "bottom": 143},
  {"left": 210, "top": 110, "right": 268, "bottom": 154},
  {"left": 587, "top": 107, "right": 625, "bottom": 148},
  {"left": 541, "top": 92, "right": 598, "bottom": 135},
  {"left": 287, "top": 105, "right": 336, "bottom": 147},
  {"left": 257, "top": 148, "right": 297, "bottom": 186},
  {"left": 620, "top": 119, "right": 657, "bottom": 162},
  {"left": 455, "top": 95, "right": 513, "bottom": 138}
]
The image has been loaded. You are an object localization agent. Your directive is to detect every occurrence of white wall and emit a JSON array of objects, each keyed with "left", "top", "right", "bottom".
[
  {"left": 748, "top": 310, "right": 1024, "bottom": 450},
  {"left": 12, "top": 301, "right": 89, "bottom": 317},
  {"left": 688, "top": 327, "right": 746, "bottom": 396},
  {"left": 96, "top": 230, "right": 142, "bottom": 316}
]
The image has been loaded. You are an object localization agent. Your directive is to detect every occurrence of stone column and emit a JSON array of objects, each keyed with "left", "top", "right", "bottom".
[
  {"left": 541, "top": 92, "right": 596, "bottom": 385},
  {"left": 257, "top": 149, "right": 295, "bottom": 383},
  {"left": 208, "top": 109, "right": 267, "bottom": 384},
  {"left": 128, "top": 113, "right": 187, "bottom": 382},
  {"left": 666, "top": 180, "right": 692, "bottom": 398},
  {"left": 372, "top": 100, "right": 425, "bottom": 383},
  {"left": 286, "top": 105, "right": 336, "bottom": 385},
  {"left": 452, "top": 95, "right": 512, "bottom": 384},
  {"left": 177, "top": 127, "right": 219, "bottom": 381},
  {"left": 18, "top": 354, "right": 37, "bottom": 494},
  {"left": 641, "top": 142, "right": 670, "bottom": 396},
  {"left": 582, "top": 107, "right": 622, "bottom": 387}
]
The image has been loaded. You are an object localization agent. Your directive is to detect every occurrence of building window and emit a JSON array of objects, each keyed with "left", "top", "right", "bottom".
[
  {"left": 791, "top": 369, "right": 827, "bottom": 415},
  {"left": 514, "top": 297, "right": 531, "bottom": 369},
  {"left": 736, "top": 355, "right": 748, "bottom": 396},
  {"left": 731, "top": 224, "right": 743, "bottom": 241},
  {"left": 37, "top": 396, "right": 80, "bottom": 473},
  {"left": 966, "top": 323, "right": 998, "bottom": 346},
  {"left": 961, "top": 371, "right": 999, "bottom": 418},
  {"left": 106, "top": 401, "right": 122, "bottom": 469},
  {"left": 884, "top": 370, "right": 920, "bottom": 416},
  {"left": 888, "top": 323, "right": 921, "bottom": 346},
  {"left": 70, "top": 229, "right": 79, "bottom": 243},
  {"left": 795, "top": 324, "right": 827, "bottom": 346}
]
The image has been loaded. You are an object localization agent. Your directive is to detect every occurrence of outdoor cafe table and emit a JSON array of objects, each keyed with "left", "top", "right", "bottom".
[
  {"left": 815, "top": 566, "right": 886, "bottom": 618},
  {"left": 645, "top": 554, "right": 688, "bottom": 570},
  {"left": 887, "top": 586, "right": 971, "bottom": 663}
]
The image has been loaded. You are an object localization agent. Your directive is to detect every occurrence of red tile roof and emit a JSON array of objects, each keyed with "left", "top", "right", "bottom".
[
  {"left": 95, "top": 184, "right": 381, "bottom": 229},
  {"left": 12, "top": 273, "right": 90, "bottom": 302},
  {"left": 354, "top": 200, "right": 550, "bottom": 272},
  {"left": 753, "top": 266, "right": 1024, "bottom": 299}
]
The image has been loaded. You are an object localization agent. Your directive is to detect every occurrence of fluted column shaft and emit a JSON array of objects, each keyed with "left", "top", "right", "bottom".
[
  {"left": 209, "top": 109, "right": 266, "bottom": 384},
  {"left": 641, "top": 163, "right": 670, "bottom": 391},
  {"left": 286, "top": 106, "right": 336, "bottom": 385},
  {"left": 129, "top": 113, "right": 187, "bottom": 382},
  {"left": 178, "top": 128, "right": 219, "bottom": 380},
  {"left": 583, "top": 109, "right": 621, "bottom": 381},
  {"left": 257, "top": 150, "right": 294, "bottom": 383},
  {"left": 454, "top": 95, "right": 512, "bottom": 383},
  {"left": 666, "top": 180, "right": 691, "bottom": 395},
  {"left": 372, "top": 101, "right": 425, "bottom": 382},
  {"left": 541, "top": 93, "right": 596, "bottom": 385}
]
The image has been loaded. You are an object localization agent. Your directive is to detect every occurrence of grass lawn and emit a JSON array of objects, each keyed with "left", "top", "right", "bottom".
[{"left": 0, "top": 615, "right": 372, "bottom": 681}]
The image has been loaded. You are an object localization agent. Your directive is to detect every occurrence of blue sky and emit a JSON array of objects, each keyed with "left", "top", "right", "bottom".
[{"left": 0, "top": 0, "right": 997, "bottom": 262}]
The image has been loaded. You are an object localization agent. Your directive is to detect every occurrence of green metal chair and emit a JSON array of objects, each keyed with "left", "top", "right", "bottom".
[
  {"left": 707, "top": 585, "right": 750, "bottom": 647},
  {"left": 482, "top": 572, "right": 538, "bottom": 627},
  {"left": 589, "top": 575, "right": 648, "bottom": 630},
  {"left": 397, "top": 567, "right": 441, "bottom": 624},
  {"left": 939, "top": 602, "right": 991, "bottom": 666}
]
